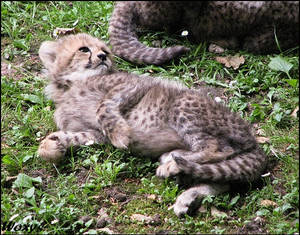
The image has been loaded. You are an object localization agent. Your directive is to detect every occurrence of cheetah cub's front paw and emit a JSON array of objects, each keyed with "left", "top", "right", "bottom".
[
  {"left": 156, "top": 160, "right": 180, "bottom": 178},
  {"left": 108, "top": 121, "right": 131, "bottom": 149},
  {"left": 38, "top": 134, "right": 66, "bottom": 163},
  {"left": 172, "top": 190, "right": 197, "bottom": 217}
]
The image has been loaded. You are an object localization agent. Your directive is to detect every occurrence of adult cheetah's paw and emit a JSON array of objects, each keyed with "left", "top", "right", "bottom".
[{"left": 38, "top": 134, "right": 66, "bottom": 163}]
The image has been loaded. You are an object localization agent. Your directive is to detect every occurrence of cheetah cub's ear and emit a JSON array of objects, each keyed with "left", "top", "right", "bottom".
[{"left": 39, "top": 41, "right": 58, "bottom": 71}]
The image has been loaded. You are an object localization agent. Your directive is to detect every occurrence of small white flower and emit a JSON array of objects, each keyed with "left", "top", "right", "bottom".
[
  {"left": 181, "top": 30, "right": 189, "bottom": 36},
  {"left": 52, "top": 29, "right": 58, "bottom": 37},
  {"left": 214, "top": 97, "right": 222, "bottom": 103},
  {"left": 229, "top": 80, "right": 237, "bottom": 88},
  {"left": 51, "top": 219, "right": 59, "bottom": 224}
]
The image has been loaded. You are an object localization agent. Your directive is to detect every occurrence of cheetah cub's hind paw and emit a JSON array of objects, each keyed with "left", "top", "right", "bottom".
[
  {"left": 38, "top": 134, "right": 66, "bottom": 163},
  {"left": 156, "top": 154, "right": 181, "bottom": 178},
  {"left": 172, "top": 155, "right": 194, "bottom": 175},
  {"left": 108, "top": 121, "right": 131, "bottom": 149}
]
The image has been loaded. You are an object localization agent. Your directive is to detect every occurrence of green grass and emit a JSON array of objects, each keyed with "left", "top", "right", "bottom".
[{"left": 1, "top": 1, "right": 299, "bottom": 234}]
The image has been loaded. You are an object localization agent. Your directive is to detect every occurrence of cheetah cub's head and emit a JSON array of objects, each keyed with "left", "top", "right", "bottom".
[{"left": 39, "top": 33, "right": 113, "bottom": 78}]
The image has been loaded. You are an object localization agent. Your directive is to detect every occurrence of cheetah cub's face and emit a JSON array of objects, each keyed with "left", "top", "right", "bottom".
[{"left": 39, "top": 33, "right": 113, "bottom": 78}]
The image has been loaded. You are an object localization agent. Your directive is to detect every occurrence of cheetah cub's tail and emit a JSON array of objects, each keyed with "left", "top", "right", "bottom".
[
  {"left": 173, "top": 147, "right": 267, "bottom": 183},
  {"left": 108, "top": 2, "right": 190, "bottom": 65}
]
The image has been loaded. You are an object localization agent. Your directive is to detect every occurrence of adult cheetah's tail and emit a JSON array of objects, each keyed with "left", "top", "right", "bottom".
[
  {"left": 108, "top": 2, "right": 190, "bottom": 65},
  {"left": 173, "top": 147, "right": 268, "bottom": 183}
]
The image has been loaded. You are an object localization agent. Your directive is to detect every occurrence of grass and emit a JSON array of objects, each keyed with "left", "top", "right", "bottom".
[{"left": 1, "top": 1, "right": 299, "bottom": 234}]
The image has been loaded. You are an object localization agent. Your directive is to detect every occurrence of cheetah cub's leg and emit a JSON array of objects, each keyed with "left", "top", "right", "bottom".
[
  {"left": 38, "top": 130, "right": 104, "bottom": 163},
  {"left": 156, "top": 138, "right": 234, "bottom": 178},
  {"left": 97, "top": 82, "right": 150, "bottom": 149},
  {"left": 171, "top": 183, "right": 230, "bottom": 217}
]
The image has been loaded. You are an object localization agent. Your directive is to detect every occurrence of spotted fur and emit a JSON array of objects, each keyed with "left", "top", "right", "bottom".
[
  {"left": 109, "top": 1, "right": 299, "bottom": 65},
  {"left": 38, "top": 33, "right": 267, "bottom": 216}
]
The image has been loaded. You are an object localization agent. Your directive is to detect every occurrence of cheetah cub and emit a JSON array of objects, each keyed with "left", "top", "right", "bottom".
[
  {"left": 38, "top": 33, "right": 267, "bottom": 217},
  {"left": 109, "top": 1, "right": 299, "bottom": 65}
]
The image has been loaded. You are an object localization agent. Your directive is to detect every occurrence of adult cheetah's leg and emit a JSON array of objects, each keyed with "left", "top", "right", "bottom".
[{"left": 243, "top": 23, "right": 299, "bottom": 54}]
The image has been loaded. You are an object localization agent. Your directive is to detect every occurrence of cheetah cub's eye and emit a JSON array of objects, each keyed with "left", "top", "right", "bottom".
[{"left": 78, "top": 47, "right": 90, "bottom": 53}]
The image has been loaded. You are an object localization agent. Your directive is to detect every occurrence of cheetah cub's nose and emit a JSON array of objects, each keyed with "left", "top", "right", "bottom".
[{"left": 97, "top": 53, "right": 107, "bottom": 61}]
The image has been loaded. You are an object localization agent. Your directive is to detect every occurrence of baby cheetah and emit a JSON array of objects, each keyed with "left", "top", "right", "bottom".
[{"left": 38, "top": 33, "right": 267, "bottom": 216}]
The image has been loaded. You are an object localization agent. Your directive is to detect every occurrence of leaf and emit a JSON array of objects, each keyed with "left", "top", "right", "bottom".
[
  {"left": 13, "top": 39, "right": 29, "bottom": 50},
  {"left": 267, "top": 89, "right": 276, "bottom": 102},
  {"left": 2, "top": 155, "right": 16, "bottom": 166},
  {"left": 229, "top": 195, "right": 240, "bottom": 207},
  {"left": 21, "top": 94, "right": 42, "bottom": 104},
  {"left": 82, "top": 159, "right": 92, "bottom": 167},
  {"left": 202, "top": 195, "right": 214, "bottom": 204},
  {"left": 215, "top": 54, "right": 245, "bottom": 70},
  {"left": 53, "top": 27, "right": 79, "bottom": 37},
  {"left": 256, "top": 136, "right": 270, "bottom": 144},
  {"left": 284, "top": 79, "right": 298, "bottom": 88},
  {"left": 22, "top": 154, "right": 33, "bottom": 163},
  {"left": 13, "top": 173, "right": 42, "bottom": 188},
  {"left": 260, "top": 199, "right": 277, "bottom": 207},
  {"left": 95, "top": 228, "right": 115, "bottom": 234},
  {"left": 281, "top": 203, "right": 292, "bottom": 212},
  {"left": 90, "top": 154, "right": 98, "bottom": 163},
  {"left": 24, "top": 187, "right": 35, "bottom": 198},
  {"left": 273, "top": 102, "right": 281, "bottom": 112},
  {"left": 274, "top": 113, "right": 283, "bottom": 122},
  {"left": 85, "top": 218, "right": 94, "bottom": 228},
  {"left": 211, "top": 206, "right": 228, "bottom": 218},
  {"left": 198, "top": 205, "right": 207, "bottom": 213},
  {"left": 84, "top": 230, "right": 97, "bottom": 235},
  {"left": 146, "top": 194, "right": 157, "bottom": 200},
  {"left": 256, "top": 209, "right": 270, "bottom": 216},
  {"left": 268, "top": 56, "right": 293, "bottom": 74}
]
